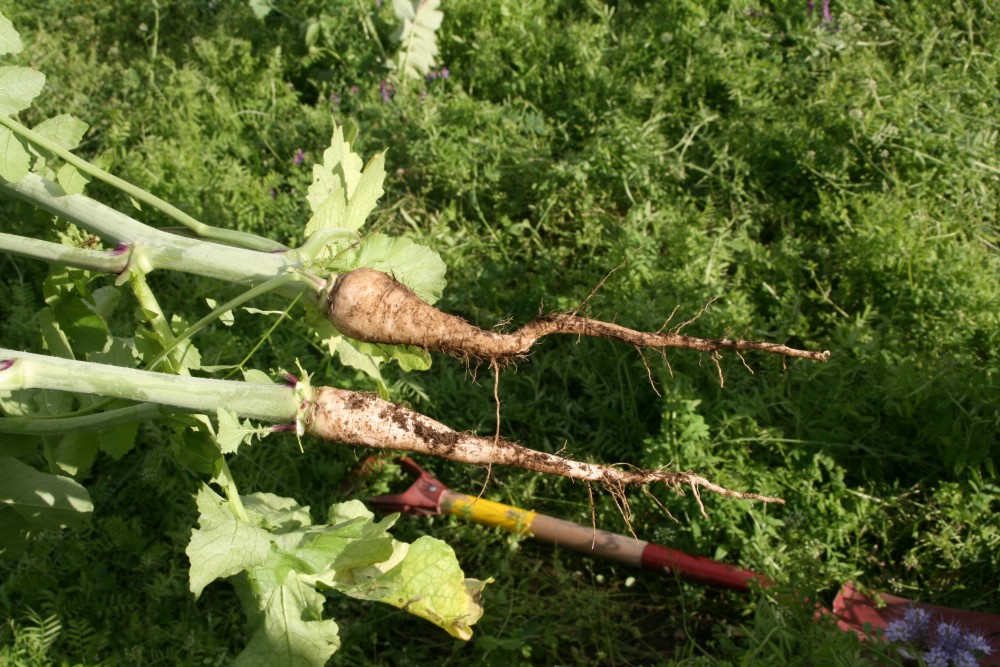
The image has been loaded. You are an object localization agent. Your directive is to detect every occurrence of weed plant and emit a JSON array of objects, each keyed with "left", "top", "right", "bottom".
[{"left": 0, "top": 0, "right": 997, "bottom": 664}]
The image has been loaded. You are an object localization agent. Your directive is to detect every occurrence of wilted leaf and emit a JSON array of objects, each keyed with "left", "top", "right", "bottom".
[{"left": 334, "top": 535, "right": 488, "bottom": 640}]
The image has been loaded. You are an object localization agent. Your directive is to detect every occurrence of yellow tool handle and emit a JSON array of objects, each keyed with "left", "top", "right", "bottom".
[{"left": 440, "top": 490, "right": 647, "bottom": 568}]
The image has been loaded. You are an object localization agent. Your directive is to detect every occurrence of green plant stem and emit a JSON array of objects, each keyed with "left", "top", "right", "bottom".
[
  {"left": 216, "top": 459, "right": 250, "bottom": 522},
  {"left": 146, "top": 273, "right": 317, "bottom": 372},
  {"left": 295, "top": 227, "right": 360, "bottom": 261},
  {"left": 0, "top": 114, "right": 286, "bottom": 252},
  {"left": 1, "top": 173, "right": 302, "bottom": 285},
  {"left": 128, "top": 270, "right": 187, "bottom": 374},
  {"left": 0, "top": 232, "right": 130, "bottom": 273},
  {"left": 0, "top": 403, "right": 167, "bottom": 435},
  {"left": 0, "top": 349, "right": 301, "bottom": 422}
]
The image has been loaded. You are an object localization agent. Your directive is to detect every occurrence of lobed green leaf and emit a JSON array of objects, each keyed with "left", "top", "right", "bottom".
[
  {"left": 31, "top": 114, "right": 89, "bottom": 152},
  {"left": 0, "top": 65, "right": 44, "bottom": 116},
  {"left": 0, "top": 456, "right": 93, "bottom": 530},
  {"left": 186, "top": 485, "right": 275, "bottom": 598},
  {"left": 0, "top": 12, "right": 23, "bottom": 56},
  {"left": 0, "top": 125, "right": 29, "bottom": 181}
]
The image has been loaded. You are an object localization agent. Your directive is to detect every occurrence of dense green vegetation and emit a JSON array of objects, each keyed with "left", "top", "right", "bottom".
[{"left": 1, "top": 0, "right": 997, "bottom": 664}]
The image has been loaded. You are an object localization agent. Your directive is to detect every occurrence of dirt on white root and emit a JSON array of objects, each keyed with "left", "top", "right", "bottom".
[
  {"left": 306, "top": 386, "right": 784, "bottom": 514},
  {"left": 325, "top": 268, "right": 830, "bottom": 364}
]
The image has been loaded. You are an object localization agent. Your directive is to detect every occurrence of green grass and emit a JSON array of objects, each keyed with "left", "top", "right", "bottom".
[{"left": 1, "top": 0, "right": 997, "bottom": 664}]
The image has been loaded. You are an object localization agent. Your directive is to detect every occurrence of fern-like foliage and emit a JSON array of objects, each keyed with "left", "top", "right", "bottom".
[
  {"left": 7, "top": 610, "right": 62, "bottom": 663},
  {"left": 388, "top": 0, "right": 443, "bottom": 80},
  {"left": 64, "top": 617, "right": 106, "bottom": 664}
]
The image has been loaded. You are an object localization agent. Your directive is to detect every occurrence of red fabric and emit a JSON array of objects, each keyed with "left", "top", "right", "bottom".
[{"left": 833, "top": 582, "right": 1000, "bottom": 666}]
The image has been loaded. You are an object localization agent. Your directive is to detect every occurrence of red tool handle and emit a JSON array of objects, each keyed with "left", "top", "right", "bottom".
[
  {"left": 640, "top": 543, "right": 770, "bottom": 591},
  {"left": 369, "top": 458, "right": 770, "bottom": 592},
  {"left": 445, "top": 493, "right": 769, "bottom": 592}
]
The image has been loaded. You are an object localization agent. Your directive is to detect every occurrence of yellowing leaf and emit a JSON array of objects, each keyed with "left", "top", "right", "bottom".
[
  {"left": 306, "top": 164, "right": 338, "bottom": 213},
  {"left": 335, "top": 535, "right": 489, "bottom": 640},
  {"left": 232, "top": 571, "right": 340, "bottom": 667},
  {"left": 186, "top": 485, "right": 274, "bottom": 598}
]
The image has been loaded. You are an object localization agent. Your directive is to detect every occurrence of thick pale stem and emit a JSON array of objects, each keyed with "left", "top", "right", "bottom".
[
  {"left": 0, "top": 403, "right": 167, "bottom": 435},
  {"left": 1, "top": 173, "right": 303, "bottom": 286},
  {"left": 0, "top": 114, "right": 285, "bottom": 252},
  {"left": 0, "top": 350, "right": 299, "bottom": 422},
  {"left": 0, "top": 232, "right": 130, "bottom": 273}
]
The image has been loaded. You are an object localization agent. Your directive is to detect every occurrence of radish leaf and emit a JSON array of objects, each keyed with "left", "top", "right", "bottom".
[{"left": 0, "top": 66, "right": 44, "bottom": 116}]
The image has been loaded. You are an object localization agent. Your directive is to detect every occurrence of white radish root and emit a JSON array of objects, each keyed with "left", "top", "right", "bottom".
[
  {"left": 325, "top": 269, "right": 830, "bottom": 363},
  {"left": 307, "top": 386, "right": 784, "bottom": 514}
]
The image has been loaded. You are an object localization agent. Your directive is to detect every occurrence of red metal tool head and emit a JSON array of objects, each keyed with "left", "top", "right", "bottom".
[{"left": 366, "top": 456, "right": 448, "bottom": 516}]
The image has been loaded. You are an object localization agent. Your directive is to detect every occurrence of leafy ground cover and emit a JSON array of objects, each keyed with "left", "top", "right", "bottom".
[{"left": 1, "top": 0, "right": 997, "bottom": 664}]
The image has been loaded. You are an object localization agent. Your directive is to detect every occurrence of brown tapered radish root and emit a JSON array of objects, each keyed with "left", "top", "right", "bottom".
[
  {"left": 325, "top": 269, "right": 830, "bottom": 363},
  {"left": 307, "top": 386, "right": 783, "bottom": 514}
]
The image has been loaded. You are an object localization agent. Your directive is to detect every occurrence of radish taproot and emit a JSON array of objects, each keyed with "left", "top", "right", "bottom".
[
  {"left": 325, "top": 268, "right": 830, "bottom": 363},
  {"left": 306, "top": 386, "right": 783, "bottom": 512}
]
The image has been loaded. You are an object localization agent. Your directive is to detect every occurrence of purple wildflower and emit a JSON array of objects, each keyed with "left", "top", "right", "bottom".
[
  {"left": 350, "top": 85, "right": 359, "bottom": 95},
  {"left": 923, "top": 622, "right": 993, "bottom": 667},
  {"left": 885, "top": 608, "right": 993, "bottom": 667},
  {"left": 885, "top": 606, "right": 931, "bottom": 644},
  {"left": 380, "top": 79, "right": 395, "bottom": 103},
  {"left": 293, "top": 149, "right": 306, "bottom": 165},
  {"left": 268, "top": 188, "right": 277, "bottom": 199},
  {"left": 807, "top": 0, "right": 832, "bottom": 23},
  {"left": 330, "top": 92, "right": 341, "bottom": 108},
  {"left": 424, "top": 67, "right": 450, "bottom": 82},
  {"left": 962, "top": 630, "right": 994, "bottom": 656}
]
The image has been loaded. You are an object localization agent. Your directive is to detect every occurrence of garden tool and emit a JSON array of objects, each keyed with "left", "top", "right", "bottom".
[{"left": 360, "top": 456, "right": 1000, "bottom": 663}]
